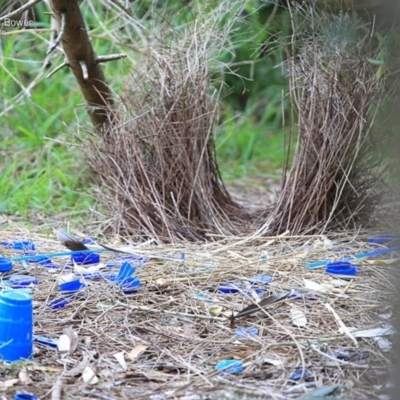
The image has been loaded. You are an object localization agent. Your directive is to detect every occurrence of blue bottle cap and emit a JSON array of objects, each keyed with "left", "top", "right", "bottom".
[
  {"left": 59, "top": 280, "right": 87, "bottom": 293},
  {"left": 368, "top": 235, "right": 398, "bottom": 245},
  {"left": 215, "top": 359, "right": 243, "bottom": 374},
  {"left": 235, "top": 326, "right": 259, "bottom": 338},
  {"left": 120, "top": 276, "right": 141, "bottom": 294},
  {"left": 218, "top": 284, "right": 242, "bottom": 294},
  {"left": 14, "top": 392, "right": 39, "bottom": 400},
  {"left": 0, "top": 290, "right": 33, "bottom": 362},
  {"left": 48, "top": 298, "right": 70, "bottom": 310},
  {"left": 71, "top": 252, "right": 100, "bottom": 265},
  {"left": 326, "top": 261, "right": 358, "bottom": 276},
  {"left": 115, "top": 262, "right": 136, "bottom": 284},
  {"left": 7, "top": 275, "right": 38, "bottom": 288},
  {"left": 0, "top": 257, "right": 13, "bottom": 272},
  {"left": 249, "top": 275, "right": 273, "bottom": 285}
]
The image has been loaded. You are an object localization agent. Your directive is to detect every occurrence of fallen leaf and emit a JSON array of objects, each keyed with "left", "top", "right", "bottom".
[
  {"left": 113, "top": 351, "right": 127, "bottom": 370},
  {"left": 127, "top": 343, "right": 148, "bottom": 361},
  {"left": 290, "top": 306, "right": 307, "bottom": 327},
  {"left": 82, "top": 366, "right": 99, "bottom": 384}
]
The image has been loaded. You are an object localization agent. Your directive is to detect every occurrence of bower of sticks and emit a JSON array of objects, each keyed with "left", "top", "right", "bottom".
[{"left": 0, "top": 225, "right": 397, "bottom": 399}]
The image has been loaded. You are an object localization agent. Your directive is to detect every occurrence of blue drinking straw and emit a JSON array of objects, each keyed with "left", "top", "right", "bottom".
[{"left": 305, "top": 246, "right": 400, "bottom": 269}]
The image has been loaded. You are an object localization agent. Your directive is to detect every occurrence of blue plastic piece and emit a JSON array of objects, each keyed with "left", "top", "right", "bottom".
[
  {"left": 249, "top": 275, "right": 273, "bottom": 285},
  {"left": 115, "top": 262, "right": 136, "bottom": 283},
  {"left": 74, "top": 271, "right": 104, "bottom": 280},
  {"left": 289, "top": 290, "right": 315, "bottom": 300},
  {"left": 305, "top": 246, "right": 400, "bottom": 269},
  {"left": 368, "top": 235, "right": 398, "bottom": 245},
  {"left": 325, "top": 261, "right": 358, "bottom": 276},
  {"left": 218, "top": 284, "right": 242, "bottom": 294},
  {"left": 7, "top": 241, "right": 35, "bottom": 251},
  {"left": 0, "top": 257, "right": 13, "bottom": 272},
  {"left": 180, "top": 252, "right": 185, "bottom": 260},
  {"left": 82, "top": 238, "right": 97, "bottom": 245},
  {"left": 244, "top": 288, "right": 266, "bottom": 298},
  {"left": 34, "top": 335, "right": 59, "bottom": 348},
  {"left": 290, "top": 367, "right": 312, "bottom": 381},
  {"left": 235, "top": 326, "right": 259, "bottom": 338},
  {"left": 0, "top": 290, "right": 33, "bottom": 362},
  {"left": 7, "top": 275, "right": 38, "bottom": 288},
  {"left": 120, "top": 277, "right": 141, "bottom": 294},
  {"left": 71, "top": 252, "right": 100, "bottom": 265},
  {"left": 215, "top": 359, "right": 243, "bottom": 374},
  {"left": 48, "top": 298, "right": 70, "bottom": 310},
  {"left": 14, "top": 393, "right": 39, "bottom": 400},
  {"left": 59, "top": 280, "right": 87, "bottom": 294},
  {"left": 26, "top": 256, "right": 56, "bottom": 268}
]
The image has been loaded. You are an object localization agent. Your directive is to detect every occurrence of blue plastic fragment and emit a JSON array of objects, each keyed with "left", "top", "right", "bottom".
[
  {"left": 0, "top": 257, "right": 13, "bottom": 272},
  {"left": 244, "top": 288, "right": 266, "bottom": 298},
  {"left": 325, "top": 261, "right": 358, "bottom": 276},
  {"left": 71, "top": 252, "right": 100, "bottom": 265},
  {"left": 218, "top": 284, "right": 242, "bottom": 294},
  {"left": 14, "top": 392, "right": 39, "bottom": 400},
  {"left": 59, "top": 279, "right": 87, "bottom": 293},
  {"left": 289, "top": 290, "right": 315, "bottom": 300},
  {"left": 48, "top": 298, "right": 70, "bottom": 310},
  {"left": 82, "top": 238, "right": 97, "bottom": 245},
  {"left": 180, "top": 252, "right": 185, "bottom": 260},
  {"left": 215, "top": 359, "right": 243, "bottom": 374},
  {"left": 34, "top": 335, "right": 59, "bottom": 348},
  {"left": 120, "top": 276, "right": 141, "bottom": 294},
  {"left": 6, "top": 275, "right": 38, "bottom": 288},
  {"left": 235, "top": 326, "right": 259, "bottom": 338},
  {"left": 2, "top": 241, "right": 36, "bottom": 251},
  {"left": 249, "top": 275, "right": 273, "bottom": 285},
  {"left": 74, "top": 271, "right": 104, "bottom": 281},
  {"left": 115, "top": 262, "right": 136, "bottom": 283},
  {"left": 368, "top": 235, "right": 398, "bottom": 245},
  {"left": 290, "top": 367, "right": 312, "bottom": 381},
  {"left": 305, "top": 246, "right": 400, "bottom": 269}
]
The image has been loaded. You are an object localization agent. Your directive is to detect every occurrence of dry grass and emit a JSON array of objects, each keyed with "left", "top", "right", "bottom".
[
  {"left": 83, "top": 1, "right": 391, "bottom": 243},
  {"left": 0, "top": 226, "right": 396, "bottom": 399},
  {"left": 259, "top": 6, "right": 388, "bottom": 236}
]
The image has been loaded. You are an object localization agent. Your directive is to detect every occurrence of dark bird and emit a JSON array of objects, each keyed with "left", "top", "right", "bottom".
[{"left": 56, "top": 230, "right": 89, "bottom": 251}]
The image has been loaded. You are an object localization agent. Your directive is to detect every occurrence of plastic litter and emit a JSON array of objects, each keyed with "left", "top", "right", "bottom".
[
  {"left": 34, "top": 335, "right": 59, "bottom": 348},
  {"left": 305, "top": 246, "right": 400, "bottom": 269},
  {"left": 215, "top": 359, "right": 243, "bottom": 374},
  {"left": 235, "top": 326, "right": 259, "bottom": 338},
  {"left": 325, "top": 261, "right": 358, "bottom": 276},
  {"left": 14, "top": 393, "right": 39, "bottom": 400},
  {"left": 290, "top": 367, "right": 312, "bottom": 381},
  {"left": 368, "top": 235, "right": 398, "bottom": 245},
  {"left": 71, "top": 252, "right": 100, "bottom": 265},
  {"left": 249, "top": 275, "right": 273, "bottom": 285},
  {"left": 218, "top": 284, "right": 242, "bottom": 294},
  {"left": 0, "top": 290, "right": 33, "bottom": 362},
  {"left": 59, "top": 279, "right": 87, "bottom": 294},
  {"left": 0, "top": 257, "right": 13, "bottom": 272},
  {"left": 6, "top": 275, "right": 38, "bottom": 288},
  {"left": 2, "top": 241, "right": 35, "bottom": 251},
  {"left": 48, "top": 298, "right": 70, "bottom": 310}
]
